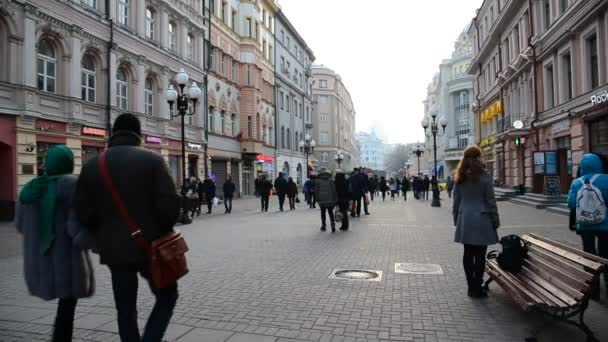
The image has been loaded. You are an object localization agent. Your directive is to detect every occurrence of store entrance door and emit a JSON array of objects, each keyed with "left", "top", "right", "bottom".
[{"left": 557, "top": 149, "right": 572, "bottom": 194}]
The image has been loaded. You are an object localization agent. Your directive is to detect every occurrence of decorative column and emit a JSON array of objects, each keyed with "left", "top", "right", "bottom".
[
  {"left": 160, "top": 66, "right": 171, "bottom": 119},
  {"left": 160, "top": 6, "right": 169, "bottom": 49},
  {"left": 23, "top": 5, "right": 38, "bottom": 88},
  {"left": 109, "top": 51, "right": 118, "bottom": 107},
  {"left": 137, "top": 0, "right": 146, "bottom": 37},
  {"left": 69, "top": 25, "right": 83, "bottom": 99},
  {"left": 135, "top": 56, "right": 146, "bottom": 114}
]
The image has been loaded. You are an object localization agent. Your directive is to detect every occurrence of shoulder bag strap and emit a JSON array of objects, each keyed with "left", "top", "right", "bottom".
[{"left": 98, "top": 153, "right": 150, "bottom": 255}]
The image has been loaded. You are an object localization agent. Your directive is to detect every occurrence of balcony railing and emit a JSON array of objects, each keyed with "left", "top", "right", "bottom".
[{"left": 455, "top": 104, "right": 470, "bottom": 112}]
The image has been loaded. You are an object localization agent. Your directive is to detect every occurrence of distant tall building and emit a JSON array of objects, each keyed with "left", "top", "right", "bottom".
[{"left": 356, "top": 131, "right": 384, "bottom": 171}]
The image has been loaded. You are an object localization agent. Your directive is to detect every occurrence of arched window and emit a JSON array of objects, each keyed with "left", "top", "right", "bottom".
[
  {"left": 220, "top": 111, "right": 226, "bottom": 134},
  {"left": 286, "top": 128, "right": 291, "bottom": 149},
  {"left": 168, "top": 21, "right": 176, "bottom": 52},
  {"left": 282, "top": 162, "right": 289, "bottom": 176},
  {"left": 186, "top": 33, "right": 194, "bottom": 60},
  {"left": 231, "top": 114, "right": 237, "bottom": 136},
  {"left": 37, "top": 39, "right": 56, "bottom": 93},
  {"left": 146, "top": 8, "right": 155, "bottom": 39},
  {"left": 81, "top": 55, "right": 96, "bottom": 102},
  {"left": 247, "top": 115, "right": 252, "bottom": 137},
  {"left": 118, "top": 0, "right": 129, "bottom": 25},
  {"left": 280, "top": 126, "right": 285, "bottom": 148},
  {"left": 262, "top": 124, "right": 267, "bottom": 143},
  {"left": 144, "top": 77, "right": 154, "bottom": 115},
  {"left": 116, "top": 68, "right": 128, "bottom": 110}
]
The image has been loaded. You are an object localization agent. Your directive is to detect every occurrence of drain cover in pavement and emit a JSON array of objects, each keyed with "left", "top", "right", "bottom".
[
  {"left": 395, "top": 263, "right": 443, "bottom": 275},
  {"left": 329, "top": 269, "right": 383, "bottom": 282}
]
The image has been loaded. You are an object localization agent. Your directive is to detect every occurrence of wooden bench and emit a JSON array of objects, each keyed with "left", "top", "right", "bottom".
[{"left": 485, "top": 233, "right": 608, "bottom": 342}]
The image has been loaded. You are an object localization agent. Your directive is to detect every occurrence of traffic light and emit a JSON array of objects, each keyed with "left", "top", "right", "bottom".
[{"left": 515, "top": 137, "right": 521, "bottom": 147}]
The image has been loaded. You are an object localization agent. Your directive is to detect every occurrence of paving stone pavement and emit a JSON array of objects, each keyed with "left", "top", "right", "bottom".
[{"left": 1, "top": 195, "right": 607, "bottom": 342}]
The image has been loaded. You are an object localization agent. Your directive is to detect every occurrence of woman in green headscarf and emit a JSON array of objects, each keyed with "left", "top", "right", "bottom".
[{"left": 16, "top": 145, "right": 95, "bottom": 342}]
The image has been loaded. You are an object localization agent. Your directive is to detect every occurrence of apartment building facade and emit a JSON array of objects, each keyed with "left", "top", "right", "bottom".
[
  {"left": 311, "top": 65, "right": 356, "bottom": 172},
  {"left": 355, "top": 130, "right": 384, "bottom": 171},
  {"left": 275, "top": 9, "right": 315, "bottom": 187}
]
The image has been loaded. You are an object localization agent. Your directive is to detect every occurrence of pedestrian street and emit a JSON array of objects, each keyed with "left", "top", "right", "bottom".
[{"left": 1, "top": 197, "right": 607, "bottom": 342}]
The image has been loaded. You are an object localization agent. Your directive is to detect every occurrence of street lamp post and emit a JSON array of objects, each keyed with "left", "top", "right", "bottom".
[
  {"left": 334, "top": 152, "right": 344, "bottom": 169},
  {"left": 165, "top": 68, "right": 202, "bottom": 223},
  {"left": 422, "top": 107, "right": 448, "bottom": 208},
  {"left": 299, "top": 133, "right": 316, "bottom": 178},
  {"left": 413, "top": 145, "right": 425, "bottom": 175}
]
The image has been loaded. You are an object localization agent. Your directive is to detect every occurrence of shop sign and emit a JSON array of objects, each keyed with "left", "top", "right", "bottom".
[
  {"left": 187, "top": 142, "right": 202, "bottom": 149},
  {"left": 551, "top": 119, "right": 570, "bottom": 134},
  {"left": 590, "top": 90, "right": 608, "bottom": 106},
  {"left": 146, "top": 136, "right": 162, "bottom": 144},
  {"left": 444, "top": 150, "right": 464, "bottom": 161},
  {"left": 82, "top": 126, "right": 106, "bottom": 137},
  {"left": 256, "top": 155, "right": 274, "bottom": 162},
  {"left": 479, "top": 136, "right": 496, "bottom": 147}
]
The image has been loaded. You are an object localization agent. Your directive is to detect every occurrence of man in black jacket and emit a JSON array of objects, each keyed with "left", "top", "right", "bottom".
[
  {"left": 223, "top": 176, "right": 236, "bottom": 214},
  {"left": 274, "top": 172, "right": 288, "bottom": 211},
  {"left": 75, "top": 114, "right": 179, "bottom": 342},
  {"left": 259, "top": 175, "right": 272, "bottom": 212}
]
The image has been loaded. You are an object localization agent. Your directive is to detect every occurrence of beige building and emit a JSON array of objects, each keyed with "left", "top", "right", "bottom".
[{"left": 311, "top": 65, "right": 356, "bottom": 172}]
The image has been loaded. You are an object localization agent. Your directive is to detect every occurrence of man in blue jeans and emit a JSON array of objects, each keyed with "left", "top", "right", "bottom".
[{"left": 76, "top": 114, "right": 180, "bottom": 342}]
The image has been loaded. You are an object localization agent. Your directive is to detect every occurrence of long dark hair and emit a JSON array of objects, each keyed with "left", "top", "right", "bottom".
[{"left": 454, "top": 146, "right": 486, "bottom": 184}]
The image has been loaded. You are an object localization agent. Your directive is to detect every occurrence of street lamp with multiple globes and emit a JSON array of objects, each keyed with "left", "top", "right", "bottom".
[
  {"left": 421, "top": 107, "right": 448, "bottom": 208},
  {"left": 165, "top": 68, "right": 202, "bottom": 223},
  {"left": 412, "top": 145, "right": 425, "bottom": 175},
  {"left": 299, "top": 133, "right": 316, "bottom": 178},
  {"left": 334, "top": 152, "right": 345, "bottom": 169}
]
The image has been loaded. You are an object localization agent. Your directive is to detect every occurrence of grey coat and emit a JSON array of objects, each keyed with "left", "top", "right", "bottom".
[
  {"left": 314, "top": 173, "right": 337, "bottom": 208},
  {"left": 452, "top": 173, "right": 500, "bottom": 246},
  {"left": 16, "top": 175, "right": 95, "bottom": 301}
]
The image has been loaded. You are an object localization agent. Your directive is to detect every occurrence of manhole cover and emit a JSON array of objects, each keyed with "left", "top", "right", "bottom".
[
  {"left": 329, "top": 268, "right": 383, "bottom": 282},
  {"left": 395, "top": 263, "right": 443, "bottom": 275}
]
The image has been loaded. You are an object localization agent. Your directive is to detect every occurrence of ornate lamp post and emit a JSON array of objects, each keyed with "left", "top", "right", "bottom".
[
  {"left": 299, "top": 133, "right": 316, "bottom": 178},
  {"left": 413, "top": 145, "right": 425, "bottom": 175},
  {"left": 422, "top": 107, "right": 448, "bottom": 207},
  {"left": 334, "top": 152, "right": 345, "bottom": 169},
  {"left": 165, "top": 68, "right": 201, "bottom": 223}
]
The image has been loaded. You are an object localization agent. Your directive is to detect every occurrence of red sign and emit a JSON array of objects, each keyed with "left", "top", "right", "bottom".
[
  {"left": 256, "top": 155, "right": 274, "bottom": 162},
  {"left": 146, "top": 136, "right": 162, "bottom": 144},
  {"left": 82, "top": 126, "right": 106, "bottom": 137}
]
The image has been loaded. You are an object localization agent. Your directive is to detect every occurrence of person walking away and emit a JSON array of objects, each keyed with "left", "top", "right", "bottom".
[
  {"left": 274, "top": 172, "right": 288, "bottom": 211},
  {"left": 423, "top": 175, "right": 431, "bottom": 200},
  {"left": 370, "top": 175, "right": 378, "bottom": 201},
  {"left": 402, "top": 176, "right": 411, "bottom": 201},
  {"left": 223, "top": 176, "right": 236, "bottom": 214},
  {"left": 188, "top": 178, "right": 200, "bottom": 217},
  {"left": 349, "top": 168, "right": 363, "bottom": 217},
  {"left": 308, "top": 175, "right": 317, "bottom": 208},
  {"left": 452, "top": 146, "right": 500, "bottom": 299},
  {"left": 286, "top": 177, "right": 298, "bottom": 210},
  {"left": 395, "top": 177, "right": 401, "bottom": 198},
  {"left": 75, "top": 114, "right": 180, "bottom": 342},
  {"left": 303, "top": 177, "right": 313, "bottom": 206},
  {"left": 379, "top": 176, "right": 389, "bottom": 201},
  {"left": 254, "top": 176, "right": 260, "bottom": 198},
  {"left": 259, "top": 175, "right": 272, "bottom": 212},
  {"left": 568, "top": 153, "right": 608, "bottom": 299},
  {"left": 389, "top": 178, "right": 397, "bottom": 200},
  {"left": 202, "top": 176, "right": 216, "bottom": 214},
  {"left": 315, "top": 169, "right": 338, "bottom": 232},
  {"left": 360, "top": 170, "right": 371, "bottom": 215},
  {"left": 334, "top": 170, "right": 351, "bottom": 231},
  {"left": 17, "top": 145, "right": 95, "bottom": 342},
  {"left": 447, "top": 176, "right": 454, "bottom": 199}
]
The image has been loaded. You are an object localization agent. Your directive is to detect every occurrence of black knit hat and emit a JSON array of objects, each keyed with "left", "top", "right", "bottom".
[{"left": 112, "top": 113, "right": 141, "bottom": 136}]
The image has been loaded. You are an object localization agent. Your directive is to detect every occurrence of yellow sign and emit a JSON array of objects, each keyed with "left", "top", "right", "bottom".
[{"left": 480, "top": 99, "right": 503, "bottom": 123}]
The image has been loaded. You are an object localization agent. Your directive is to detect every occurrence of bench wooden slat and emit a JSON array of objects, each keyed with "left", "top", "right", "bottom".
[
  {"left": 515, "top": 271, "right": 574, "bottom": 308},
  {"left": 519, "top": 266, "right": 579, "bottom": 307},
  {"left": 486, "top": 265, "right": 535, "bottom": 311},
  {"left": 523, "top": 259, "right": 586, "bottom": 301},
  {"left": 527, "top": 245, "right": 595, "bottom": 283},
  {"left": 528, "top": 233, "right": 608, "bottom": 268},
  {"left": 487, "top": 260, "right": 545, "bottom": 306},
  {"left": 523, "top": 235, "right": 604, "bottom": 271},
  {"left": 527, "top": 248, "right": 591, "bottom": 290}
]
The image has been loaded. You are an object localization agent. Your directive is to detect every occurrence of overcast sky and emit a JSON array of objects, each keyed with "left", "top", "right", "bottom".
[{"left": 279, "top": 0, "right": 481, "bottom": 144}]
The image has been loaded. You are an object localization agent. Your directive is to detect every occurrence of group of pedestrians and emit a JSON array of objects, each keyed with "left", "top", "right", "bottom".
[{"left": 16, "top": 114, "right": 184, "bottom": 342}]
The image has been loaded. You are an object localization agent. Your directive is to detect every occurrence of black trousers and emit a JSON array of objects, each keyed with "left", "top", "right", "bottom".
[
  {"left": 109, "top": 263, "right": 179, "bottom": 342},
  {"left": 224, "top": 196, "right": 233, "bottom": 213},
  {"left": 403, "top": 190, "right": 408, "bottom": 201},
  {"left": 381, "top": 191, "right": 386, "bottom": 201},
  {"left": 278, "top": 193, "right": 286, "bottom": 210},
  {"left": 338, "top": 200, "right": 349, "bottom": 229},
  {"left": 260, "top": 195, "right": 269, "bottom": 212},
  {"left": 288, "top": 195, "right": 296, "bottom": 210},
  {"left": 52, "top": 297, "right": 77, "bottom": 342},
  {"left": 370, "top": 191, "right": 375, "bottom": 201},
  {"left": 321, "top": 206, "right": 335, "bottom": 227},
  {"left": 581, "top": 231, "right": 608, "bottom": 284},
  {"left": 463, "top": 244, "right": 488, "bottom": 292}
]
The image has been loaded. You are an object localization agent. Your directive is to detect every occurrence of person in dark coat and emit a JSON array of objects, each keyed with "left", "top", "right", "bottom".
[
  {"left": 452, "top": 146, "right": 499, "bottom": 299},
  {"left": 349, "top": 168, "right": 362, "bottom": 217},
  {"left": 18, "top": 145, "right": 95, "bottom": 342},
  {"left": 334, "top": 170, "right": 351, "bottom": 231},
  {"left": 447, "top": 176, "right": 454, "bottom": 199},
  {"left": 370, "top": 175, "right": 379, "bottom": 201},
  {"left": 223, "top": 176, "right": 236, "bottom": 214},
  {"left": 379, "top": 176, "right": 389, "bottom": 201},
  {"left": 75, "top": 114, "right": 180, "bottom": 342},
  {"left": 402, "top": 176, "right": 411, "bottom": 201},
  {"left": 360, "top": 170, "right": 371, "bottom": 215},
  {"left": 274, "top": 172, "right": 288, "bottom": 211},
  {"left": 315, "top": 169, "right": 337, "bottom": 232},
  {"left": 286, "top": 177, "right": 298, "bottom": 210},
  {"left": 254, "top": 176, "right": 260, "bottom": 198},
  {"left": 202, "top": 176, "right": 216, "bottom": 214},
  {"left": 259, "top": 175, "right": 272, "bottom": 212},
  {"left": 303, "top": 178, "right": 313, "bottom": 206},
  {"left": 423, "top": 175, "right": 431, "bottom": 200}
]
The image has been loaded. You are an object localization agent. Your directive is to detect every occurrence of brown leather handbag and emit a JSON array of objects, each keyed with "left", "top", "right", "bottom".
[{"left": 99, "top": 153, "right": 189, "bottom": 289}]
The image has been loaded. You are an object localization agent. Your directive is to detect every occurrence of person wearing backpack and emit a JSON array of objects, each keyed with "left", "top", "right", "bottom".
[
  {"left": 568, "top": 153, "right": 608, "bottom": 298},
  {"left": 452, "top": 146, "right": 500, "bottom": 299}
]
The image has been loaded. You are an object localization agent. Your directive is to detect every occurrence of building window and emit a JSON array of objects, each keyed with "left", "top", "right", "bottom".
[
  {"left": 281, "top": 30, "right": 285, "bottom": 43},
  {"left": 231, "top": 114, "right": 237, "bottom": 136},
  {"left": 319, "top": 80, "right": 327, "bottom": 88},
  {"left": 246, "top": 18, "right": 252, "bottom": 37},
  {"left": 168, "top": 21, "right": 176, "bottom": 52},
  {"left": 262, "top": 39, "right": 267, "bottom": 60},
  {"left": 144, "top": 78, "right": 153, "bottom": 115},
  {"left": 145, "top": 8, "right": 155, "bottom": 39},
  {"left": 81, "top": 55, "right": 96, "bottom": 102},
  {"left": 559, "top": 0, "right": 568, "bottom": 14},
  {"left": 587, "top": 34, "right": 599, "bottom": 89},
  {"left": 321, "top": 152, "right": 328, "bottom": 162},
  {"left": 186, "top": 34, "right": 194, "bottom": 60},
  {"left": 281, "top": 126, "right": 285, "bottom": 148},
  {"left": 320, "top": 132, "right": 329, "bottom": 144},
  {"left": 118, "top": 0, "right": 129, "bottom": 25},
  {"left": 318, "top": 95, "right": 328, "bottom": 104},
  {"left": 231, "top": 10, "right": 236, "bottom": 30},
  {"left": 83, "top": 0, "right": 96, "bottom": 8},
  {"left": 279, "top": 91, "right": 284, "bottom": 109},
  {"left": 286, "top": 128, "right": 291, "bottom": 149},
  {"left": 320, "top": 113, "right": 328, "bottom": 122},
  {"left": 247, "top": 115, "right": 252, "bottom": 137},
  {"left": 561, "top": 52, "right": 572, "bottom": 101},
  {"left": 37, "top": 39, "right": 56, "bottom": 93},
  {"left": 220, "top": 111, "right": 226, "bottom": 134},
  {"left": 221, "top": 1, "right": 227, "bottom": 23},
  {"left": 116, "top": 68, "right": 128, "bottom": 110},
  {"left": 209, "top": 110, "right": 215, "bottom": 132},
  {"left": 544, "top": 64, "right": 554, "bottom": 109},
  {"left": 543, "top": 0, "right": 551, "bottom": 30},
  {"left": 246, "top": 65, "right": 252, "bottom": 86},
  {"left": 286, "top": 94, "right": 290, "bottom": 112}
]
